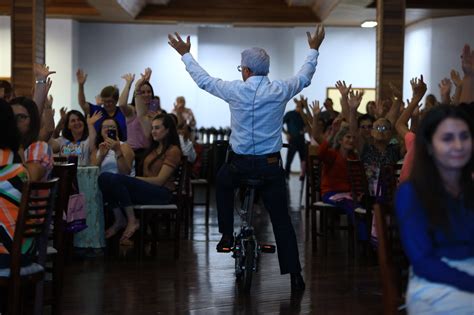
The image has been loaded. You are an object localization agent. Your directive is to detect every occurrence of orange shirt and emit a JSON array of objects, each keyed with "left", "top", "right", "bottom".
[
  {"left": 318, "top": 140, "right": 355, "bottom": 196},
  {"left": 143, "top": 145, "right": 182, "bottom": 191}
]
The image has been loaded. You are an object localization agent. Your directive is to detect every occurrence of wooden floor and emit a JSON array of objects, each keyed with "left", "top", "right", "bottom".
[{"left": 60, "top": 175, "right": 384, "bottom": 315}]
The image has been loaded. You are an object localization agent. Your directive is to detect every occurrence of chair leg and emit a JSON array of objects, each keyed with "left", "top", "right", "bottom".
[
  {"left": 311, "top": 207, "right": 317, "bottom": 250},
  {"left": 139, "top": 212, "right": 145, "bottom": 260},
  {"left": 174, "top": 213, "right": 180, "bottom": 260},
  {"left": 205, "top": 184, "right": 210, "bottom": 226},
  {"left": 34, "top": 279, "right": 45, "bottom": 315},
  {"left": 9, "top": 281, "right": 21, "bottom": 315},
  {"left": 321, "top": 208, "right": 328, "bottom": 256}
]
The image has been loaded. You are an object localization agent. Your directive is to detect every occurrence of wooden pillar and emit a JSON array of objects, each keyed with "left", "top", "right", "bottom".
[
  {"left": 376, "top": 0, "right": 405, "bottom": 103},
  {"left": 11, "top": 0, "right": 45, "bottom": 97}
]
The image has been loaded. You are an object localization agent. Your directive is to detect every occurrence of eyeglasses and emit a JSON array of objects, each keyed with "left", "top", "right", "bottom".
[
  {"left": 237, "top": 65, "right": 251, "bottom": 72},
  {"left": 15, "top": 113, "right": 30, "bottom": 121},
  {"left": 359, "top": 125, "right": 373, "bottom": 130},
  {"left": 374, "top": 125, "right": 391, "bottom": 132}
]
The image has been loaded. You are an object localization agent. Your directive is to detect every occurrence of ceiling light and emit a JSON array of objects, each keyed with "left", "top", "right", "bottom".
[{"left": 361, "top": 20, "right": 377, "bottom": 28}]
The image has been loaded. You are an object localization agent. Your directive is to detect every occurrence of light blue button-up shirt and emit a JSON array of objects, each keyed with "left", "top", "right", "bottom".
[{"left": 181, "top": 49, "right": 319, "bottom": 155}]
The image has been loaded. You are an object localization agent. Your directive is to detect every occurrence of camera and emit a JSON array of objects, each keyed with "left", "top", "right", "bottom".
[{"left": 107, "top": 129, "right": 117, "bottom": 140}]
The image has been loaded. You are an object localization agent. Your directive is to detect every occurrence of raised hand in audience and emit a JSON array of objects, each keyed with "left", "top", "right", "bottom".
[
  {"left": 76, "top": 68, "right": 89, "bottom": 114},
  {"left": 335, "top": 80, "right": 351, "bottom": 120},
  {"left": 33, "top": 63, "right": 55, "bottom": 117},
  {"left": 39, "top": 94, "right": 55, "bottom": 141},
  {"left": 450, "top": 69, "right": 463, "bottom": 104},
  {"left": 135, "top": 68, "right": 153, "bottom": 136},
  {"left": 86, "top": 111, "right": 103, "bottom": 153},
  {"left": 395, "top": 75, "right": 426, "bottom": 138},
  {"left": 306, "top": 24, "right": 325, "bottom": 50},
  {"left": 460, "top": 44, "right": 474, "bottom": 103},
  {"left": 347, "top": 90, "right": 365, "bottom": 151},
  {"left": 438, "top": 78, "right": 452, "bottom": 104},
  {"left": 310, "top": 100, "right": 324, "bottom": 144},
  {"left": 168, "top": 32, "right": 191, "bottom": 56},
  {"left": 52, "top": 106, "right": 68, "bottom": 138},
  {"left": 118, "top": 73, "right": 136, "bottom": 117}
]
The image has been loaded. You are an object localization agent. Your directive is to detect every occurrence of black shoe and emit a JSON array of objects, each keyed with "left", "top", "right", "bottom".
[
  {"left": 290, "top": 273, "right": 305, "bottom": 292},
  {"left": 216, "top": 234, "right": 234, "bottom": 252}
]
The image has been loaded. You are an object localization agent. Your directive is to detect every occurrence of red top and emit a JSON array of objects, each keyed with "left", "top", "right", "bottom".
[{"left": 318, "top": 140, "right": 356, "bottom": 196}]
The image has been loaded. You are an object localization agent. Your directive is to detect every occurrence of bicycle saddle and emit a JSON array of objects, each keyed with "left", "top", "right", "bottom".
[{"left": 241, "top": 178, "right": 264, "bottom": 187}]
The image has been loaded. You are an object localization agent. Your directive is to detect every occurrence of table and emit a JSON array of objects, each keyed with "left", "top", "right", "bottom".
[{"left": 74, "top": 166, "right": 105, "bottom": 249}]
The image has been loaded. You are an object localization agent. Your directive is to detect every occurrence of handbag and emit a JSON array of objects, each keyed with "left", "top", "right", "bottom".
[{"left": 64, "top": 176, "right": 88, "bottom": 233}]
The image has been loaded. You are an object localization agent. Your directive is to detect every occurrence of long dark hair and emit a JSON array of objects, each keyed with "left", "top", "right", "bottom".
[
  {"left": 95, "top": 117, "right": 124, "bottom": 147},
  {"left": 62, "top": 110, "right": 89, "bottom": 142},
  {"left": 131, "top": 81, "right": 155, "bottom": 106},
  {"left": 0, "top": 99, "right": 21, "bottom": 153},
  {"left": 9, "top": 97, "right": 40, "bottom": 148},
  {"left": 143, "top": 113, "right": 180, "bottom": 172},
  {"left": 410, "top": 105, "right": 474, "bottom": 233}
]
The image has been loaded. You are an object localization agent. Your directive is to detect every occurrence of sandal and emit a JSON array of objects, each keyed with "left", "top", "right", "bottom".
[
  {"left": 120, "top": 222, "right": 140, "bottom": 243},
  {"left": 105, "top": 223, "right": 126, "bottom": 239}
]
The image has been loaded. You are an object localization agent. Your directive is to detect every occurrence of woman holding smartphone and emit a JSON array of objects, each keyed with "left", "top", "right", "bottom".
[
  {"left": 91, "top": 117, "right": 135, "bottom": 239},
  {"left": 90, "top": 117, "right": 135, "bottom": 176}
]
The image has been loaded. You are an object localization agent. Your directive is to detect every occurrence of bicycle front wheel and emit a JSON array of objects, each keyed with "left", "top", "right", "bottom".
[{"left": 239, "top": 240, "right": 255, "bottom": 293}]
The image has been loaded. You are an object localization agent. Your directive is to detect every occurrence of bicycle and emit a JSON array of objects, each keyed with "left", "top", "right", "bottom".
[{"left": 230, "top": 177, "right": 276, "bottom": 292}]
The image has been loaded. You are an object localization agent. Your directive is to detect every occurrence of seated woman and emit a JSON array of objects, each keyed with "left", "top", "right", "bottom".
[
  {"left": 396, "top": 105, "right": 474, "bottom": 314},
  {"left": 9, "top": 97, "right": 53, "bottom": 181},
  {"left": 311, "top": 102, "right": 359, "bottom": 209},
  {"left": 90, "top": 117, "right": 135, "bottom": 238},
  {"left": 0, "top": 100, "right": 28, "bottom": 267},
  {"left": 98, "top": 113, "right": 182, "bottom": 243},
  {"left": 50, "top": 110, "right": 101, "bottom": 165}
]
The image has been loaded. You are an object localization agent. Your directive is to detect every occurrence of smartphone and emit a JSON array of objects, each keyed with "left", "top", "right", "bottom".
[
  {"left": 149, "top": 99, "right": 160, "bottom": 112},
  {"left": 107, "top": 129, "right": 117, "bottom": 140}
]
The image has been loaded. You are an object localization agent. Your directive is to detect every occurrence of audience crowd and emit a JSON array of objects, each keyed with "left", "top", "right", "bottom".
[{"left": 0, "top": 36, "right": 474, "bottom": 314}]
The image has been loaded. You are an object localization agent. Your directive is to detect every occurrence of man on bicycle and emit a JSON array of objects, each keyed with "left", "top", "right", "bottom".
[{"left": 168, "top": 25, "right": 325, "bottom": 292}]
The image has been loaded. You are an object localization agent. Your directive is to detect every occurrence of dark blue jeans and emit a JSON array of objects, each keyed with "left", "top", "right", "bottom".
[
  {"left": 98, "top": 172, "right": 172, "bottom": 208},
  {"left": 216, "top": 153, "right": 301, "bottom": 274}
]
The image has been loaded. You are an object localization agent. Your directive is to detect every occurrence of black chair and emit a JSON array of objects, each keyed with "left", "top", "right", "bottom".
[
  {"left": 0, "top": 178, "right": 58, "bottom": 315},
  {"left": 133, "top": 157, "right": 188, "bottom": 259}
]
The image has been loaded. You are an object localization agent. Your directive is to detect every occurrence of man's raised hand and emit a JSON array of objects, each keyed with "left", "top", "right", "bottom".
[
  {"left": 348, "top": 90, "right": 364, "bottom": 110},
  {"left": 168, "top": 32, "right": 191, "bottom": 56},
  {"left": 306, "top": 24, "right": 325, "bottom": 51}
]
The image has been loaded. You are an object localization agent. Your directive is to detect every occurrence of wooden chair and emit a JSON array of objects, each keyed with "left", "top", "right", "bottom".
[
  {"left": 307, "top": 155, "right": 353, "bottom": 256},
  {"left": 373, "top": 203, "right": 409, "bottom": 315},
  {"left": 45, "top": 163, "right": 76, "bottom": 315},
  {"left": 191, "top": 143, "right": 212, "bottom": 225},
  {"left": 0, "top": 178, "right": 59, "bottom": 315},
  {"left": 133, "top": 157, "right": 188, "bottom": 259}
]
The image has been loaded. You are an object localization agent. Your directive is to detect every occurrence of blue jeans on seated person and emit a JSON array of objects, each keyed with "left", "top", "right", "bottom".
[
  {"left": 322, "top": 191, "right": 368, "bottom": 241},
  {"left": 98, "top": 172, "right": 172, "bottom": 208}
]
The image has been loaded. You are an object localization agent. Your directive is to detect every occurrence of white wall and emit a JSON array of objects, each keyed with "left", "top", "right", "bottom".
[
  {"left": 0, "top": 16, "right": 11, "bottom": 77},
  {"left": 46, "top": 19, "right": 77, "bottom": 122},
  {"left": 76, "top": 23, "right": 198, "bottom": 114},
  {"left": 404, "top": 15, "right": 474, "bottom": 103}
]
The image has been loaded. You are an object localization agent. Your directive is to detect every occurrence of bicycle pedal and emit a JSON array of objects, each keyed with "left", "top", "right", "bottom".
[
  {"left": 260, "top": 244, "right": 276, "bottom": 253},
  {"left": 217, "top": 247, "right": 232, "bottom": 253}
]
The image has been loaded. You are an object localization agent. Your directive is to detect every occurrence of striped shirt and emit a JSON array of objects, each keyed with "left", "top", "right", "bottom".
[
  {"left": 24, "top": 141, "right": 53, "bottom": 181},
  {"left": 0, "top": 149, "right": 28, "bottom": 254}
]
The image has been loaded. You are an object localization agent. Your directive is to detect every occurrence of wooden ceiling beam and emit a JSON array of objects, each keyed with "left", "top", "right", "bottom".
[{"left": 137, "top": 0, "right": 320, "bottom": 25}]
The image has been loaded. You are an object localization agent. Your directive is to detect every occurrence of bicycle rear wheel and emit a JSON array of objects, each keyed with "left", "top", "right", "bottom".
[{"left": 238, "top": 240, "right": 255, "bottom": 293}]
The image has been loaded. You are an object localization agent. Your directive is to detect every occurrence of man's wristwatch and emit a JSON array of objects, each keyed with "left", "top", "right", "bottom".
[{"left": 35, "top": 79, "right": 47, "bottom": 84}]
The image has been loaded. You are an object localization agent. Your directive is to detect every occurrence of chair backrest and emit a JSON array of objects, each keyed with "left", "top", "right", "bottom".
[
  {"left": 376, "top": 164, "right": 398, "bottom": 206},
  {"left": 172, "top": 156, "right": 188, "bottom": 201},
  {"left": 307, "top": 155, "right": 322, "bottom": 203},
  {"left": 10, "top": 178, "right": 59, "bottom": 278},
  {"left": 346, "top": 159, "right": 370, "bottom": 203},
  {"left": 373, "top": 203, "right": 409, "bottom": 315},
  {"left": 51, "top": 163, "right": 77, "bottom": 245}
]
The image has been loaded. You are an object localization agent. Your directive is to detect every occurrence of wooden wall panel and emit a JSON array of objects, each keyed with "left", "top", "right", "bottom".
[
  {"left": 376, "top": 0, "right": 405, "bottom": 103},
  {"left": 11, "top": 0, "right": 45, "bottom": 97}
]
